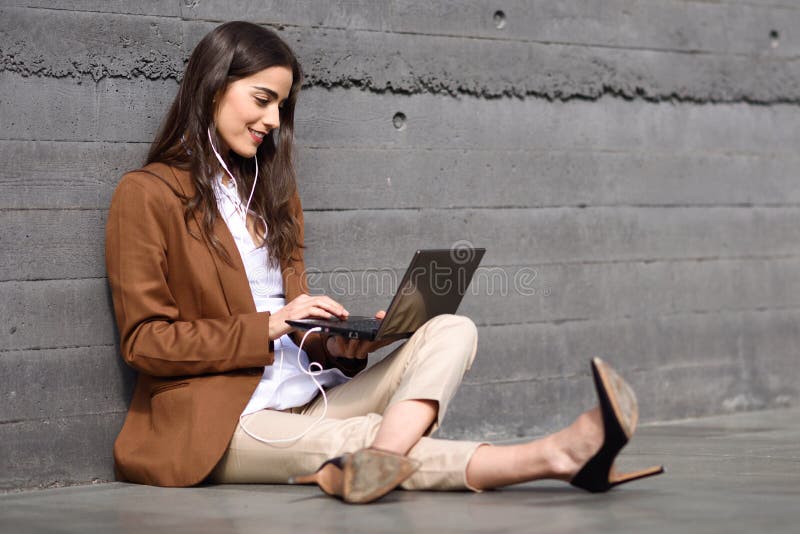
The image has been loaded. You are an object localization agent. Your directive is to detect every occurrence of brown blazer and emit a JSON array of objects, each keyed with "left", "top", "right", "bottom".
[{"left": 105, "top": 162, "right": 365, "bottom": 487}]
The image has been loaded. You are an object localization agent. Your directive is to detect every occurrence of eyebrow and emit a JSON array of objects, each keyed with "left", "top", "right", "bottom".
[{"left": 251, "top": 86, "right": 283, "bottom": 100}]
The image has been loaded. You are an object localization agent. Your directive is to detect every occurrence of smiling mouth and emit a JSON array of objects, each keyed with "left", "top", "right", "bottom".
[{"left": 249, "top": 128, "right": 266, "bottom": 142}]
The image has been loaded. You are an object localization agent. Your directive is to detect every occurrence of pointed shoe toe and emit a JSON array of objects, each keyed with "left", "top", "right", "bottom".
[{"left": 289, "top": 448, "right": 420, "bottom": 504}]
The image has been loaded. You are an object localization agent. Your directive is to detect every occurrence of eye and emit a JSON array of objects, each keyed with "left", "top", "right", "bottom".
[{"left": 254, "top": 97, "right": 270, "bottom": 106}]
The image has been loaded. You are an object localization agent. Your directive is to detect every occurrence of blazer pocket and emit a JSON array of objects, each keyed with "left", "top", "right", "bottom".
[{"left": 149, "top": 381, "right": 189, "bottom": 398}]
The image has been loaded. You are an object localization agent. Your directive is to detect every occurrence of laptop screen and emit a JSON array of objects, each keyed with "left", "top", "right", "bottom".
[{"left": 378, "top": 248, "right": 485, "bottom": 338}]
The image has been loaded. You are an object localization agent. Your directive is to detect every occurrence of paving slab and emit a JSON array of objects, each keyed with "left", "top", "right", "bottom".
[{"left": 1, "top": 407, "right": 799, "bottom": 534}]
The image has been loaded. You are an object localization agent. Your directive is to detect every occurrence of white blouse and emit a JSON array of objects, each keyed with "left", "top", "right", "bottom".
[{"left": 213, "top": 175, "right": 350, "bottom": 415}]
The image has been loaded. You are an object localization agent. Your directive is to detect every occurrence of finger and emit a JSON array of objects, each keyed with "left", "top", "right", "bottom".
[
  {"left": 305, "top": 305, "right": 342, "bottom": 320},
  {"left": 346, "top": 338, "right": 360, "bottom": 357},
  {"left": 348, "top": 339, "right": 370, "bottom": 359},
  {"left": 314, "top": 296, "right": 348, "bottom": 318},
  {"left": 334, "top": 336, "right": 350, "bottom": 358},
  {"left": 325, "top": 335, "right": 343, "bottom": 357},
  {"left": 375, "top": 310, "right": 386, "bottom": 320},
  {"left": 305, "top": 300, "right": 341, "bottom": 318},
  {"left": 290, "top": 299, "right": 333, "bottom": 319},
  {"left": 355, "top": 341, "right": 371, "bottom": 359},
  {"left": 317, "top": 294, "right": 347, "bottom": 311}
]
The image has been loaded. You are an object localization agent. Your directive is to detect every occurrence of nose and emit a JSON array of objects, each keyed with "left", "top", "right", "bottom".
[{"left": 262, "top": 104, "right": 280, "bottom": 131}]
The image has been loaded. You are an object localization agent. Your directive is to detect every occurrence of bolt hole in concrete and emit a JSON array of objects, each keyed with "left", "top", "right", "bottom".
[
  {"left": 392, "top": 112, "right": 407, "bottom": 130},
  {"left": 770, "top": 29, "right": 780, "bottom": 48},
  {"left": 493, "top": 10, "right": 506, "bottom": 30}
]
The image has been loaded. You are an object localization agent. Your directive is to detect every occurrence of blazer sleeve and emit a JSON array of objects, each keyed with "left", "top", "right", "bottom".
[
  {"left": 286, "top": 193, "right": 368, "bottom": 377},
  {"left": 106, "top": 174, "right": 273, "bottom": 377}
]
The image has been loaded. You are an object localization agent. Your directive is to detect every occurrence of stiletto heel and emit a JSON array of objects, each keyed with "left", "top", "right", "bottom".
[
  {"left": 289, "top": 448, "right": 420, "bottom": 504},
  {"left": 570, "top": 357, "right": 665, "bottom": 493}
]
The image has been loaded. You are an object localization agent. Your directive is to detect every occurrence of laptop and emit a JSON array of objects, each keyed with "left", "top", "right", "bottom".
[{"left": 287, "top": 247, "right": 485, "bottom": 341}]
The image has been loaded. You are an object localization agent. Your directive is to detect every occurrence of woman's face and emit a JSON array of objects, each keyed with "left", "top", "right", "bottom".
[{"left": 213, "top": 65, "right": 294, "bottom": 158}]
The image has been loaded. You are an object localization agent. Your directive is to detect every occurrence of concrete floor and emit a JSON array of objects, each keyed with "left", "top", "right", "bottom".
[{"left": 1, "top": 408, "right": 799, "bottom": 534}]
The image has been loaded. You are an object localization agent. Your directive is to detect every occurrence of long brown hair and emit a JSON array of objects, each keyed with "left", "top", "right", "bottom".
[{"left": 147, "top": 21, "right": 304, "bottom": 264}]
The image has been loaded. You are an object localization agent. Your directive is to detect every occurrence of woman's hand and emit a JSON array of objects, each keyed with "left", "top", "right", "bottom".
[
  {"left": 325, "top": 310, "right": 392, "bottom": 360},
  {"left": 269, "top": 294, "right": 349, "bottom": 340}
]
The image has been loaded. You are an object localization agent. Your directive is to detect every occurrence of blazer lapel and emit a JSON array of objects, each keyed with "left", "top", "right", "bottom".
[{"left": 167, "top": 166, "right": 257, "bottom": 316}]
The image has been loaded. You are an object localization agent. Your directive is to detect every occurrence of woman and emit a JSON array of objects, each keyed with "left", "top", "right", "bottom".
[{"left": 106, "top": 21, "right": 662, "bottom": 503}]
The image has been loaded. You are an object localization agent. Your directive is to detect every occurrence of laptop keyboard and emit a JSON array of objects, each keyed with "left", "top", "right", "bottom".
[{"left": 343, "top": 317, "right": 381, "bottom": 332}]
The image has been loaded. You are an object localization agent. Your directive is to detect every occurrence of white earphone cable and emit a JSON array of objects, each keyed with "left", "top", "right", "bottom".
[
  {"left": 207, "top": 127, "right": 324, "bottom": 444},
  {"left": 238, "top": 327, "right": 330, "bottom": 444},
  {"left": 207, "top": 127, "right": 260, "bottom": 222}
]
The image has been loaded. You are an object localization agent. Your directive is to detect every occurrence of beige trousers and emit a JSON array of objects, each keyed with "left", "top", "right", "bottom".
[{"left": 209, "top": 314, "right": 484, "bottom": 490}]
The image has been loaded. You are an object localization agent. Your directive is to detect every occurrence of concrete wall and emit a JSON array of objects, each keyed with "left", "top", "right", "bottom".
[{"left": 2, "top": 0, "right": 799, "bottom": 491}]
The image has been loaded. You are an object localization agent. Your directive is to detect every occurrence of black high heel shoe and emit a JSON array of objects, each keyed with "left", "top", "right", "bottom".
[
  {"left": 288, "top": 448, "right": 420, "bottom": 504},
  {"left": 570, "top": 358, "right": 665, "bottom": 493}
]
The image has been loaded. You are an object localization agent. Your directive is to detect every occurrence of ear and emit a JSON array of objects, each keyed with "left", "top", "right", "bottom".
[
  {"left": 211, "top": 86, "right": 226, "bottom": 106},
  {"left": 210, "top": 88, "right": 224, "bottom": 121}
]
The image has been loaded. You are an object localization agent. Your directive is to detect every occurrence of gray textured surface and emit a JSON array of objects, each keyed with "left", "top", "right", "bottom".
[
  {"left": 1, "top": 0, "right": 799, "bottom": 491},
  {"left": 4, "top": 2, "right": 800, "bottom": 101},
  {"left": 2, "top": 408, "right": 800, "bottom": 533}
]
